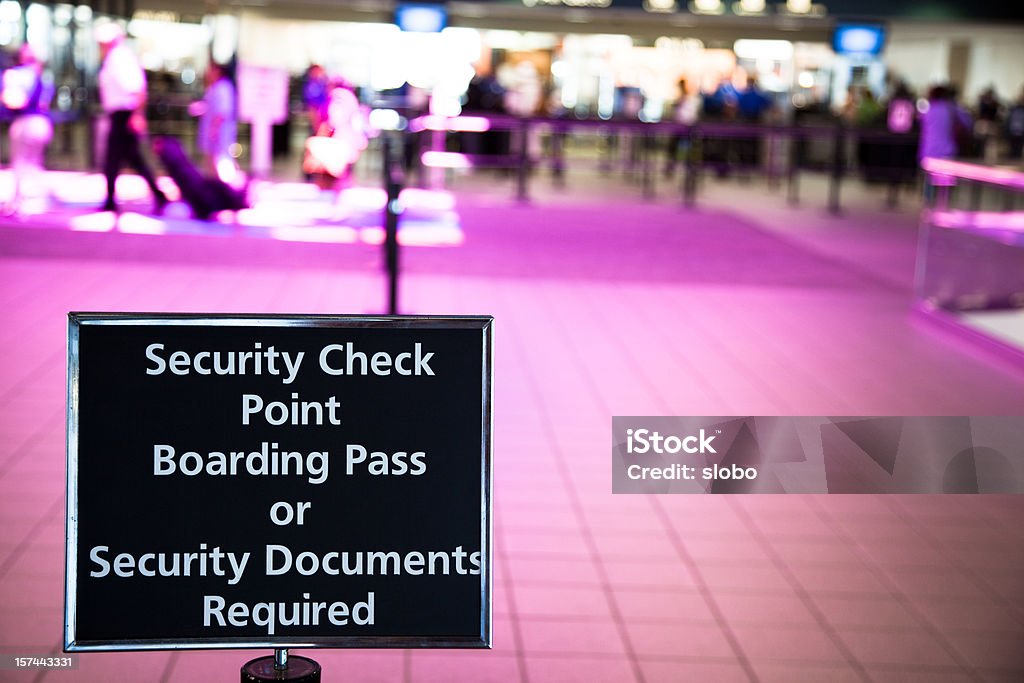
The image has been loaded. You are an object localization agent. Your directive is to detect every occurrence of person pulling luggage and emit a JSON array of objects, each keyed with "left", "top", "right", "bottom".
[{"left": 95, "top": 22, "right": 168, "bottom": 214}]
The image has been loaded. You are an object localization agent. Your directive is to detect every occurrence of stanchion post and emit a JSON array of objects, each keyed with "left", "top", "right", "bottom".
[
  {"left": 885, "top": 139, "right": 900, "bottom": 209},
  {"left": 683, "top": 126, "right": 698, "bottom": 208},
  {"left": 787, "top": 129, "right": 800, "bottom": 206},
  {"left": 550, "top": 119, "right": 566, "bottom": 188},
  {"left": 828, "top": 122, "right": 844, "bottom": 215},
  {"left": 383, "top": 135, "right": 403, "bottom": 315},
  {"left": 766, "top": 127, "right": 779, "bottom": 190},
  {"left": 641, "top": 128, "right": 655, "bottom": 199},
  {"left": 515, "top": 117, "right": 530, "bottom": 203}
]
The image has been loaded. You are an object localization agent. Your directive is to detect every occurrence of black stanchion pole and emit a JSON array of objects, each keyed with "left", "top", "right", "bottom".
[
  {"left": 640, "top": 129, "right": 653, "bottom": 199},
  {"left": 766, "top": 128, "right": 778, "bottom": 190},
  {"left": 828, "top": 122, "right": 844, "bottom": 215},
  {"left": 683, "top": 127, "right": 698, "bottom": 208},
  {"left": 551, "top": 119, "right": 566, "bottom": 188},
  {"left": 885, "top": 140, "right": 899, "bottom": 209},
  {"left": 382, "top": 135, "right": 403, "bottom": 315},
  {"left": 515, "top": 117, "right": 530, "bottom": 203},
  {"left": 787, "top": 130, "right": 800, "bottom": 206}
]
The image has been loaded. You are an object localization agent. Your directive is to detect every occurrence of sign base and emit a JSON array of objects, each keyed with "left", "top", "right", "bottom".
[{"left": 241, "top": 655, "right": 321, "bottom": 682}]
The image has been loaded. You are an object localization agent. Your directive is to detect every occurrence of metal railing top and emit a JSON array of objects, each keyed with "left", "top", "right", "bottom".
[
  {"left": 921, "top": 157, "right": 1024, "bottom": 192},
  {"left": 404, "top": 111, "right": 917, "bottom": 141}
]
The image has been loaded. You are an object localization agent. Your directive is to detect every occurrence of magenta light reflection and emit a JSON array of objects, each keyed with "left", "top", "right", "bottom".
[
  {"left": 51, "top": 173, "right": 107, "bottom": 204},
  {"left": 244, "top": 200, "right": 335, "bottom": 223},
  {"left": 338, "top": 187, "right": 388, "bottom": 211},
  {"left": 398, "top": 188, "right": 456, "bottom": 212},
  {"left": 236, "top": 207, "right": 314, "bottom": 228},
  {"left": 336, "top": 187, "right": 456, "bottom": 212},
  {"left": 408, "top": 115, "right": 491, "bottom": 133},
  {"left": 117, "top": 214, "right": 167, "bottom": 235},
  {"left": 268, "top": 225, "right": 359, "bottom": 243},
  {"left": 420, "top": 151, "right": 473, "bottom": 169},
  {"left": 396, "top": 223, "right": 464, "bottom": 246},
  {"left": 7, "top": 169, "right": 463, "bottom": 248},
  {"left": 249, "top": 181, "right": 323, "bottom": 203},
  {"left": 358, "top": 224, "right": 463, "bottom": 247},
  {"left": 928, "top": 209, "right": 1024, "bottom": 232},
  {"left": 922, "top": 157, "right": 1024, "bottom": 190},
  {"left": 0, "top": 171, "right": 14, "bottom": 201},
  {"left": 447, "top": 116, "right": 491, "bottom": 133},
  {"left": 48, "top": 172, "right": 181, "bottom": 204},
  {"left": 69, "top": 212, "right": 117, "bottom": 232}
]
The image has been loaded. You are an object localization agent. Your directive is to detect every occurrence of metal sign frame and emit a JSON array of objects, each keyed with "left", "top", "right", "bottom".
[{"left": 65, "top": 313, "right": 493, "bottom": 651}]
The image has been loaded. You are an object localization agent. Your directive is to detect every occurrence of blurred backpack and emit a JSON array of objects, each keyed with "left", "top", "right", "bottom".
[{"left": 887, "top": 99, "right": 915, "bottom": 134}]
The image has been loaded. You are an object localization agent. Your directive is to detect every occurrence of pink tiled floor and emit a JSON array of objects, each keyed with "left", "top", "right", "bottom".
[{"left": 1, "top": 180, "right": 1023, "bottom": 682}]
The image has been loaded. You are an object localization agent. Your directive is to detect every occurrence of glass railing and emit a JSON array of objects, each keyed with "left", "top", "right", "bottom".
[{"left": 916, "top": 157, "right": 1024, "bottom": 360}]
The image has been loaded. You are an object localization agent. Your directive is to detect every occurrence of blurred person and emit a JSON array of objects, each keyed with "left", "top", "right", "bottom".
[
  {"left": 853, "top": 89, "right": 885, "bottom": 179},
  {"left": 919, "top": 84, "right": 973, "bottom": 163},
  {"left": 463, "top": 68, "right": 507, "bottom": 159},
  {"left": 302, "top": 81, "right": 371, "bottom": 191},
  {"left": 465, "top": 69, "right": 506, "bottom": 114},
  {"left": 506, "top": 62, "right": 545, "bottom": 167},
  {"left": 950, "top": 84, "right": 977, "bottom": 156},
  {"left": 737, "top": 76, "right": 773, "bottom": 123},
  {"left": 701, "top": 77, "right": 737, "bottom": 176},
  {"left": 147, "top": 72, "right": 177, "bottom": 136},
  {"left": 977, "top": 86, "right": 1001, "bottom": 123},
  {"left": 96, "top": 22, "right": 167, "bottom": 214},
  {"left": 735, "top": 76, "right": 773, "bottom": 173},
  {"left": 2, "top": 44, "right": 53, "bottom": 215},
  {"left": 1006, "top": 88, "right": 1024, "bottom": 160},
  {"left": 855, "top": 89, "right": 884, "bottom": 127},
  {"left": 302, "top": 64, "right": 329, "bottom": 134},
  {"left": 839, "top": 85, "right": 861, "bottom": 125},
  {"left": 192, "top": 61, "right": 237, "bottom": 177},
  {"left": 664, "top": 78, "right": 700, "bottom": 177},
  {"left": 616, "top": 87, "right": 645, "bottom": 171},
  {"left": 975, "top": 86, "right": 1002, "bottom": 163},
  {"left": 701, "top": 76, "right": 737, "bottom": 121},
  {"left": 885, "top": 81, "right": 919, "bottom": 182},
  {"left": 543, "top": 85, "right": 569, "bottom": 183},
  {"left": 301, "top": 64, "right": 330, "bottom": 181}
]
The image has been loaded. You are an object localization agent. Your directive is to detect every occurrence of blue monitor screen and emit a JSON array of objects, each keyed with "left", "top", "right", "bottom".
[
  {"left": 832, "top": 24, "right": 886, "bottom": 56},
  {"left": 395, "top": 4, "right": 447, "bottom": 33}
]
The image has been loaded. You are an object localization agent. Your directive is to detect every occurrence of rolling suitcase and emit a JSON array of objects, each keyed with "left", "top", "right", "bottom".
[{"left": 152, "top": 136, "right": 246, "bottom": 220}]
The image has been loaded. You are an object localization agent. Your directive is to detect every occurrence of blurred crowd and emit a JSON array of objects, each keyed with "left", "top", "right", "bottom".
[
  {"left": 2, "top": 26, "right": 1023, "bottom": 219},
  {"left": 840, "top": 80, "right": 1024, "bottom": 163},
  {"left": 0, "top": 23, "right": 373, "bottom": 219}
]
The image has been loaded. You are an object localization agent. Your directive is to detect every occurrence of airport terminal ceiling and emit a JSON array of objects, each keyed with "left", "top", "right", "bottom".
[
  {"left": 130, "top": 1, "right": 832, "bottom": 44},
  {"left": 134, "top": 0, "right": 1024, "bottom": 21},
  {"left": 133, "top": 0, "right": 1024, "bottom": 30}
]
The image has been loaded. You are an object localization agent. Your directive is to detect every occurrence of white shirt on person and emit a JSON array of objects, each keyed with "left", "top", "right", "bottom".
[{"left": 98, "top": 42, "right": 145, "bottom": 112}]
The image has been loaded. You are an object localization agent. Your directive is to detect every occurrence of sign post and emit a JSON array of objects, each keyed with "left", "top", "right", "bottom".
[
  {"left": 65, "top": 314, "right": 493, "bottom": 677},
  {"left": 237, "top": 65, "right": 290, "bottom": 178}
]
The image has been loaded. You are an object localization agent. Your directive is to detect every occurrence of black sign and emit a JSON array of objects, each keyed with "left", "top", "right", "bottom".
[{"left": 65, "top": 314, "right": 493, "bottom": 651}]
